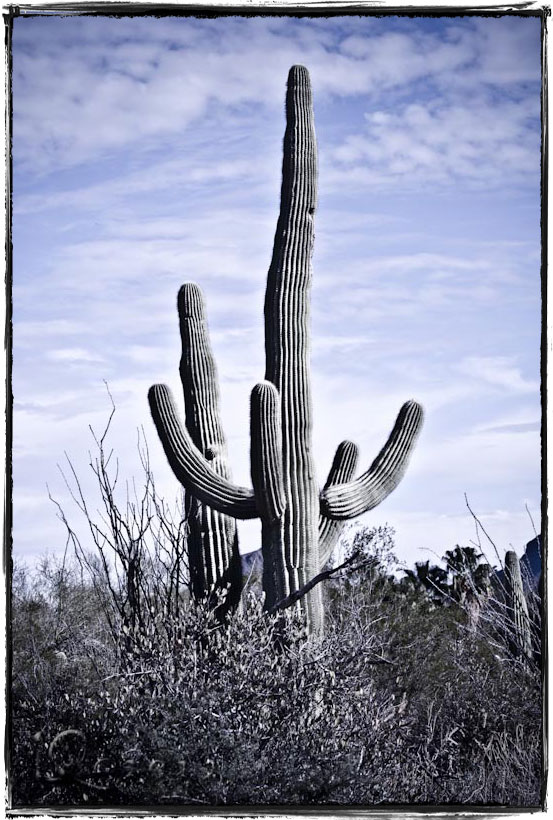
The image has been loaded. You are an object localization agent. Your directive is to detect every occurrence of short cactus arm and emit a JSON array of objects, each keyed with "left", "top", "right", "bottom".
[
  {"left": 250, "top": 382, "right": 286, "bottom": 523},
  {"left": 319, "top": 440, "right": 359, "bottom": 567},
  {"left": 320, "top": 401, "right": 424, "bottom": 521},
  {"left": 250, "top": 381, "right": 288, "bottom": 606},
  {"left": 148, "top": 384, "right": 258, "bottom": 519}
]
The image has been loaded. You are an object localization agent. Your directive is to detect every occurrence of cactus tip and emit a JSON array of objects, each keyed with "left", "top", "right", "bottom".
[
  {"left": 178, "top": 282, "right": 205, "bottom": 319},
  {"left": 287, "top": 64, "right": 311, "bottom": 88},
  {"left": 148, "top": 383, "right": 166, "bottom": 402},
  {"left": 252, "top": 380, "right": 280, "bottom": 401},
  {"left": 401, "top": 399, "right": 424, "bottom": 426}
]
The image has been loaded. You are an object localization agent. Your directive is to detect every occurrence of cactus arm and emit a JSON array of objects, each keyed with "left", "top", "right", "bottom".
[
  {"left": 318, "top": 441, "right": 359, "bottom": 567},
  {"left": 320, "top": 401, "right": 424, "bottom": 521},
  {"left": 505, "top": 550, "right": 532, "bottom": 660},
  {"left": 177, "top": 282, "right": 242, "bottom": 608},
  {"left": 250, "top": 381, "right": 288, "bottom": 607},
  {"left": 178, "top": 283, "right": 229, "bottom": 459},
  {"left": 148, "top": 384, "right": 258, "bottom": 519},
  {"left": 250, "top": 382, "right": 286, "bottom": 523},
  {"left": 264, "top": 65, "right": 322, "bottom": 631}
]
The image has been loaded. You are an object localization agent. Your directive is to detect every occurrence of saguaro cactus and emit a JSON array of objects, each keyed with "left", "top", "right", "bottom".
[
  {"left": 504, "top": 550, "right": 532, "bottom": 661},
  {"left": 149, "top": 65, "right": 424, "bottom": 634}
]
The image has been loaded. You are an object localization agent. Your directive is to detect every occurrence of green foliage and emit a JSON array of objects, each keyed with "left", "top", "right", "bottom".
[{"left": 397, "top": 541, "right": 541, "bottom": 667}]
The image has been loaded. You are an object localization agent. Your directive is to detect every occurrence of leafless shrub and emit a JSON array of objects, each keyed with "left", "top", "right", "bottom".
[
  {"left": 10, "top": 440, "right": 542, "bottom": 807},
  {"left": 49, "top": 395, "right": 191, "bottom": 660},
  {"left": 453, "top": 498, "right": 542, "bottom": 669}
]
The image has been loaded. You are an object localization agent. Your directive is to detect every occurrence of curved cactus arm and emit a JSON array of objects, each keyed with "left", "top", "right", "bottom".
[
  {"left": 148, "top": 384, "right": 258, "bottom": 519},
  {"left": 319, "top": 440, "right": 359, "bottom": 567},
  {"left": 320, "top": 400, "right": 424, "bottom": 521},
  {"left": 178, "top": 282, "right": 242, "bottom": 609},
  {"left": 250, "top": 381, "right": 288, "bottom": 607}
]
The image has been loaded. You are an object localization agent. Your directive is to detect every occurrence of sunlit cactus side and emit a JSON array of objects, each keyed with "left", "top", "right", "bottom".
[
  {"left": 504, "top": 550, "right": 532, "bottom": 661},
  {"left": 177, "top": 283, "right": 242, "bottom": 614},
  {"left": 148, "top": 65, "right": 424, "bottom": 634}
]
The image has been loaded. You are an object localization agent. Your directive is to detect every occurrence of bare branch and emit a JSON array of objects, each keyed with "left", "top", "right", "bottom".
[{"left": 267, "top": 550, "right": 369, "bottom": 615}]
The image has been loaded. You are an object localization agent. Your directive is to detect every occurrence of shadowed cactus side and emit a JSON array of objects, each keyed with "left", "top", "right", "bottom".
[
  {"left": 504, "top": 550, "right": 532, "bottom": 661},
  {"left": 149, "top": 65, "right": 424, "bottom": 634}
]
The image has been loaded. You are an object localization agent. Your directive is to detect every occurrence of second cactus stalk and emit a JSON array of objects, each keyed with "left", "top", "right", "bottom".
[{"left": 504, "top": 550, "right": 532, "bottom": 661}]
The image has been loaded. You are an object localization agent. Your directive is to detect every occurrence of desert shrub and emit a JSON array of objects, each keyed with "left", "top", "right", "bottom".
[
  {"left": 10, "top": 421, "right": 541, "bottom": 807},
  {"left": 10, "top": 530, "right": 542, "bottom": 807}
]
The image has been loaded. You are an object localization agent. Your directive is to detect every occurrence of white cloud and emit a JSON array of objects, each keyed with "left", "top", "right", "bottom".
[
  {"left": 372, "top": 506, "right": 541, "bottom": 569},
  {"left": 330, "top": 96, "right": 539, "bottom": 189},
  {"left": 472, "top": 406, "right": 540, "bottom": 435},
  {"left": 457, "top": 356, "right": 539, "bottom": 394},
  {"left": 47, "top": 347, "right": 104, "bottom": 364},
  {"left": 11, "top": 16, "right": 542, "bottom": 569},
  {"left": 12, "top": 17, "right": 540, "bottom": 175},
  {"left": 15, "top": 156, "right": 268, "bottom": 217}
]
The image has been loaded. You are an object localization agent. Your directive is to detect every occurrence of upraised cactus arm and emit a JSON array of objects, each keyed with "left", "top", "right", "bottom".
[
  {"left": 148, "top": 384, "right": 258, "bottom": 519},
  {"left": 319, "top": 441, "right": 359, "bottom": 567},
  {"left": 250, "top": 381, "right": 287, "bottom": 607},
  {"left": 250, "top": 382, "right": 286, "bottom": 524},
  {"left": 320, "top": 400, "right": 423, "bottom": 521},
  {"left": 177, "top": 282, "right": 242, "bottom": 608}
]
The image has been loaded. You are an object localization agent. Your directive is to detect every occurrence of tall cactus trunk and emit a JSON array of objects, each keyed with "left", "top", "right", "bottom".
[
  {"left": 178, "top": 283, "right": 242, "bottom": 615},
  {"left": 264, "top": 65, "right": 322, "bottom": 632},
  {"left": 504, "top": 550, "right": 532, "bottom": 662}
]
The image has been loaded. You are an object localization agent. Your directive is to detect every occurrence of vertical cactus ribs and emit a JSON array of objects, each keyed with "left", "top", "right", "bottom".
[
  {"left": 504, "top": 550, "right": 532, "bottom": 661},
  {"left": 178, "top": 283, "right": 242, "bottom": 612},
  {"left": 149, "top": 65, "right": 424, "bottom": 632},
  {"left": 263, "top": 64, "right": 321, "bottom": 628}
]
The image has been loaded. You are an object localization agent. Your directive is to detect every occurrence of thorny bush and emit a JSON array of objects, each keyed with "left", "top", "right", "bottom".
[{"left": 11, "top": 526, "right": 542, "bottom": 808}]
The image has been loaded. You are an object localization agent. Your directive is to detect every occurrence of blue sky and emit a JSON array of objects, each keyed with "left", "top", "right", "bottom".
[{"left": 12, "top": 14, "right": 542, "bottom": 569}]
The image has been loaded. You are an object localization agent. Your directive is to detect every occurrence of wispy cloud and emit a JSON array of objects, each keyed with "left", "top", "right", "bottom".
[
  {"left": 329, "top": 95, "right": 539, "bottom": 189},
  {"left": 457, "top": 356, "right": 539, "bottom": 394},
  {"left": 13, "top": 16, "right": 540, "bottom": 178},
  {"left": 46, "top": 347, "right": 104, "bottom": 364},
  {"left": 12, "top": 15, "right": 542, "bottom": 565}
]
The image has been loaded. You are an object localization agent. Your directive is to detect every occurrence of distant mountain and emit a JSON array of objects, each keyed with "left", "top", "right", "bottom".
[
  {"left": 496, "top": 535, "right": 542, "bottom": 590},
  {"left": 241, "top": 537, "right": 543, "bottom": 591},
  {"left": 520, "top": 535, "right": 542, "bottom": 588},
  {"left": 241, "top": 548, "right": 262, "bottom": 578}
]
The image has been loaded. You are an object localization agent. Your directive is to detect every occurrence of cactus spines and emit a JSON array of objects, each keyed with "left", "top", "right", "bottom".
[
  {"left": 177, "top": 283, "right": 242, "bottom": 609},
  {"left": 319, "top": 441, "right": 359, "bottom": 568},
  {"left": 149, "top": 65, "right": 424, "bottom": 634},
  {"left": 262, "top": 64, "right": 322, "bottom": 630},
  {"left": 250, "top": 381, "right": 287, "bottom": 608},
  {"left": 505, "top": 550, "right": 532, "bottom": 661},
  {"left": 149, "top": 384, "right": 257, "bottom": 518},
  {"left": 250, "top": 381, "right": 286, "bottom": 525},
  {"left": 321, "top": 400, "right": 423, "bottom": 520}
]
